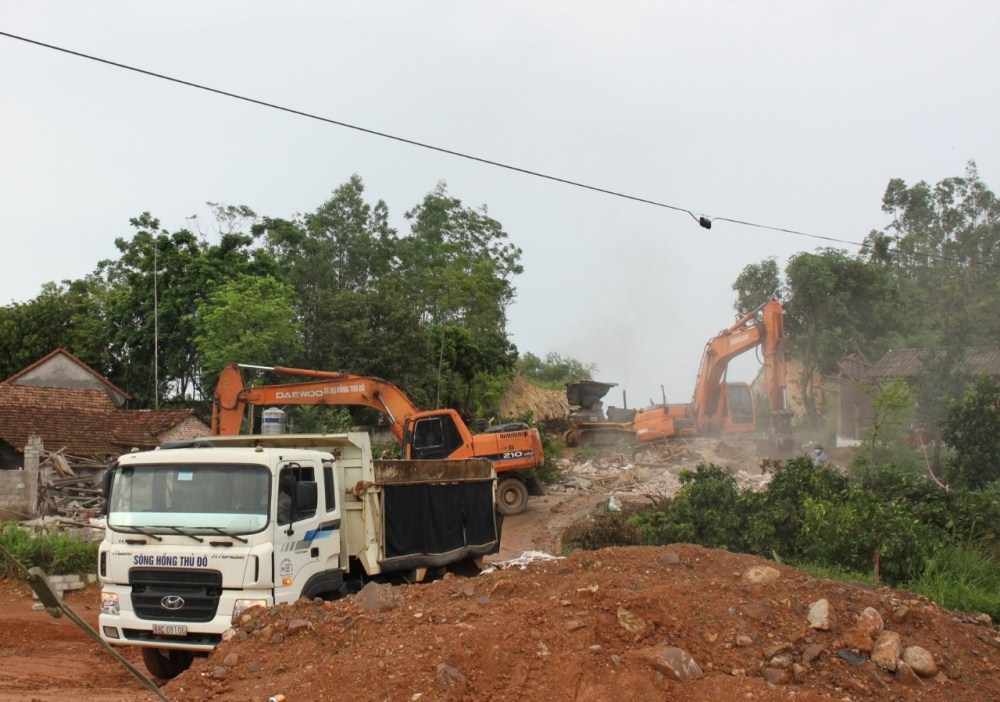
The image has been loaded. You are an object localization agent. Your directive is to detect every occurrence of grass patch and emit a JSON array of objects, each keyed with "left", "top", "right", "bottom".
[
  {"left": 907, "top": 544, "right": 1000, "bottom": 622},
  {"left": 0, "top": 522, "right": 99, "bottom": 579}
]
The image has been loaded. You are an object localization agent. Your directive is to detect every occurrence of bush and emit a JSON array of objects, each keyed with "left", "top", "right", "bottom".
[
  {"left": 0, "top": 522, "right": 98, "bottom": 578},
  {"left": 909, "top": 544, "right": 1000, "bottom": 622}
]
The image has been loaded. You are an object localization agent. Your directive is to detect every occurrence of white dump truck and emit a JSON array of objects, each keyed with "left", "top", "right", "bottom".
[{"left": 98, "top": 432, "right": 501, "bottom": 678}]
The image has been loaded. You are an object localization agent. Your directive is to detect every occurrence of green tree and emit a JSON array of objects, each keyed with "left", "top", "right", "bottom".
[
  {"left": 96, "top": 209, "right": 275, "bottom": 405},
  {"left": 940, "top": 373, "right": 1000, "bottom": 490},
  {"left": 397, "top": 183, "right": 524, "bottom": 413},
  {"left": 784, "top": 249, "right": 904, "bottom": 423},
  {"left": 258, "top": 175, "right": 402, "bottom": 373},
  {"left": 0, "top": 279, "right": 111, "bottom": 380},
  {"left": 194, "top": 274, "right": 303, "bottom": 380},
  {"left": 517, "top": 351, "right": 596, "bottom": 389},
  {"left": 865, "top": 161, "right": 1000, "bottom": 347},
  {"left": 732, "top": 258, "right": 782, "bottom": 316}
]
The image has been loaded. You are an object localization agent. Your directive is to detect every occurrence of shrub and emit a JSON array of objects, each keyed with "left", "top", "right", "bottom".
[{"left": 0, "top": 522, "right": 98, "bottom": 578}]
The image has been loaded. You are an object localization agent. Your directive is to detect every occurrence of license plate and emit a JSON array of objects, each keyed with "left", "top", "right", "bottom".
[{"left": 152, "top": 624, "right": 187, "bottom": 636}]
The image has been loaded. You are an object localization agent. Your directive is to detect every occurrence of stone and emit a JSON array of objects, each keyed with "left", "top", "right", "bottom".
[
  {"left": 223, "top": 652, "right": 240, "bottom": 667},
  {"left": 616, "top": 606, "right": 647, "bottom": 634},
  {"left": 660, "top": 552, "right": 680, "bottom": 565},
  {"left": 742, "top": 565, "right": 781, "bottom": 585},
  {"left": 801, "top": 643, "right": 825, "bottom": 663},
  {"left": 871, "top": 631, "right": 902, "bottom": 672},
  {"left": 741, "top": 600, "right": 770, "bottom": 621},
  {"left": 635, "top": 645, "right": 703, "bottom": 682},
  {"left": 286, "top": 618, "right": 312, "bottom": 636},
  {"left": 901, "top": 646, "right": 938, "bottom": 678},
  {"left": 356, "top": 581, "right": 405, "bottom": 613},
  {"left": 807, "top": 599, "right": 831, "bottom": 630},
  {"left": 762, "top": 667, "right": 790, "bottom": 685},
  {"left": 856, "top": 607, "right": 884, "bottom": 637},
  {"left": 435, "top": 663, "right": 467, "bottom": 688}
]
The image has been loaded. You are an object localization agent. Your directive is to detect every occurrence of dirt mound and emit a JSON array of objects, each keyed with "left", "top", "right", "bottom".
[
  {"left": 500, "top": 375, "right": 569, "bottom": 422},
  {"left": 162, "top": 545, "right": 999, "bottom": 702}
]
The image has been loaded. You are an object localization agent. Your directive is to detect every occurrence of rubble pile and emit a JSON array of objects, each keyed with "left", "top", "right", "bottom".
[
  {"left": 37, "top": 449, "right": 106, "bottom": 522},
  {"left": 551, "top": 437, "right": 775, "bottom": 505}
]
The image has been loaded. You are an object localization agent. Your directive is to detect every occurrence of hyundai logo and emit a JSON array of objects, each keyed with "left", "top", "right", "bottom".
[{"left": 161, "top": 595, "right": 185, "bottom": 611}]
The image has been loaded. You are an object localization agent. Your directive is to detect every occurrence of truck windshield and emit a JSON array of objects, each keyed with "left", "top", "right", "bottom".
[{"left": 107, "top": 463, "right": 271, "bottom": 535}]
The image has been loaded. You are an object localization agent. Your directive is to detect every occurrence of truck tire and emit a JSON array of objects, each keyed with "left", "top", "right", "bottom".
[
  {"left": 141, "top": 647, "right": 194, "bottom": 679},
  {"left": 497, "top": 476, "right": 529, "bottom": 516}
]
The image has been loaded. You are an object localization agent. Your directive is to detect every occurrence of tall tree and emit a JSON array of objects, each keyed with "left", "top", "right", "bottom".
[
  {"left": 96, "top": 209, "right": 275, "bottom": 405},
  {"left": 194, "top": 274, "right": 302, "bottom": 380},
  {"left": 864, "top": 161, "right": 1000, "bottom": 346},
  {"left": 782, "top": 249, "right": 904, "bottom": 423},
  {"left": 258, "top": 175, "right": 407, "bottom": 374},
  {"left": 398, "top": 183, "right": 524, "bottom": 412},
  {"left": 0, "top": 279, "right": 111, "bottom": 379},
  {"left": 732, "top": 258, "right": 782, "bottom": 316}
]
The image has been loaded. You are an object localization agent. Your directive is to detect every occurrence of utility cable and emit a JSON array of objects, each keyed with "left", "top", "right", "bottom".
[{"left": 2, "top": 29, "right": 998, "bottom": 270}]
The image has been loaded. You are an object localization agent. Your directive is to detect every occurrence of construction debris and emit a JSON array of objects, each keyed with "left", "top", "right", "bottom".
[{"left": 37, "top": 448, "right": 107, "bottom": 521}]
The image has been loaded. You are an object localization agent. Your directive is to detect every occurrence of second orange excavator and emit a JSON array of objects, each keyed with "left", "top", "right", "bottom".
[
  {"left": 564, "top": 298, "right": 794, "bottom": 453},
  {"left": 212, "top": 363, "right": 545, "bottom": 515}
]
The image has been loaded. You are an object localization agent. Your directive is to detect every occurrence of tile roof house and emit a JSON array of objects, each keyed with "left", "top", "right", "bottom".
[
  {"left": 836, "top": 347, "right": 1000, "bottom": 446},
  {"left": 0, "top": 348, "right": 210, "bottom": 469}
]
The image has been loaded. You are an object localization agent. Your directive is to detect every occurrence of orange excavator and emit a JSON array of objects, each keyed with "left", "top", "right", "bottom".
[
  {"left": 565, "top": 298, "right": 794, "bottom": 452},
  {"left": 211, "top": 363, "right": 545, "bottom": 515}
]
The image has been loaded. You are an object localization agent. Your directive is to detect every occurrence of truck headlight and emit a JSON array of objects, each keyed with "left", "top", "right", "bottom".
[
  {"left": 100, "top": 592, "right": 120, "bottom": 616},
  {"left": 233, "top": 599, "right": 268, "bottom": 619}
]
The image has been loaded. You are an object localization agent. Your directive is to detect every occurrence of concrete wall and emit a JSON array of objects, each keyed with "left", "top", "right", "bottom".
[{"left": 0, "top": 435, "right": 40, "bottom": 521}]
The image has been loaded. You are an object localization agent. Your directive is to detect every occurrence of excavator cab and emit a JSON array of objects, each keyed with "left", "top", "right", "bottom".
[
  {"left": 725, "top": 384, "right": 755, "bottom": 428},
  {"left": 405, "top": 414, "right": 464, "bottom": 460}
]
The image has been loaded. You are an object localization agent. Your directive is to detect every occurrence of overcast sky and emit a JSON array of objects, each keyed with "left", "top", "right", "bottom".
[{"left": 2, "top": 2, "right": 998, "bottom": 408}]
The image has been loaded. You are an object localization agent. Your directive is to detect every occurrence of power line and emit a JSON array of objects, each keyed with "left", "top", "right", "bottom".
[{"left": 1, "top": 29, "right": 997, "bottom": 271}]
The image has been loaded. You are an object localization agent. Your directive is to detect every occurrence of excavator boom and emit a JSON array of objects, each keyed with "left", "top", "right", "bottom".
[{"left": 212, "top": 363, "right": 546, "bottom": 515}]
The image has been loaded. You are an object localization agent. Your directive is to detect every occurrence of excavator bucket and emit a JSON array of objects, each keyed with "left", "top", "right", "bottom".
[{"left": 565, "top": 381, "right": 617, "bottom": 409}]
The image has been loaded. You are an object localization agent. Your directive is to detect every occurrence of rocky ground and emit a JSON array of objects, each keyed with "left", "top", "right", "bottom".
[{"left": 1, "top": 441, "right": 998, "bottom": 702}]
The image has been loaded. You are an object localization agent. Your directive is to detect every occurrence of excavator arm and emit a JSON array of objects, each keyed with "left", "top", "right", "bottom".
[
  {"left": 212, "top": 363, "right": 422, "bottom": 441},
  {"left": 690, "top": 298, "right": 790, "bottom": 440}
]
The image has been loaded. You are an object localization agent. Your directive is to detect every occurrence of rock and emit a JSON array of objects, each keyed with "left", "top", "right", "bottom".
[
  {"left": 871, "top": 631, "right": 902, "bottom": 672},
  {"left": 762, "top": 667, "right": 791, "bottom": 685},
  {"left": 901, "top": 646, "right": 938, "bottom": 677},
  {"left": 435, "top": 663, "right": 467, "bottom": 688},
  {"left": 808, "top": 599, "right": 831, "bottom": 630},
  {"left": 660, "top": 552, "right": 680, "bottom": 565},
  {"left": 616, "top": 606, "right": 647, "bottom": 634},
  {"left": 223, "top": 652, "right": 240, "bottom": 667},
  {"left": 839, "top": 626, "right": 877, "bottom": 653},
  {"left": 635, "top": 646, "right": 703, "bottom": 681},
  {"left": 356, "top": 581, "right": 405, "bottom": 613},
  {"left": 211, "top": 665, "right": 228, "bottom": 680},
  {"left": 287, "top": 618, "right": 312, "bottom": 636},
  {"left": 891, "top": 606, "right": 909, "bottom": 624},
  {"left": 735, "top": 635, "right": 754, "bottom": 647},
  {"left": 801, "top": 643, "right": 825, "bottom": 663},
  {"left": 741, "top": 600, "right": 771, "bottom": 621},
  {"left": 836, "top": 649, "right": 867, "bottom": 665},
  {"left": 763, "top": 642, "right": 792, "bottom": 659},
  {"left": 856, "top": 607, "right": 884, "bottom": 637},
  {"left": 742, "top": 565, "right": 781, "bottom": 585}
]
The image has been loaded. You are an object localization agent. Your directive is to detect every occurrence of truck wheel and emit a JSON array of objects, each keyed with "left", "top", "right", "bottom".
[
  {"left": 497, "top": 477, "right": 529, "bottom": 516},
  {"left": 142, "top": 647, "right": 194, "bottom": 679}
]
